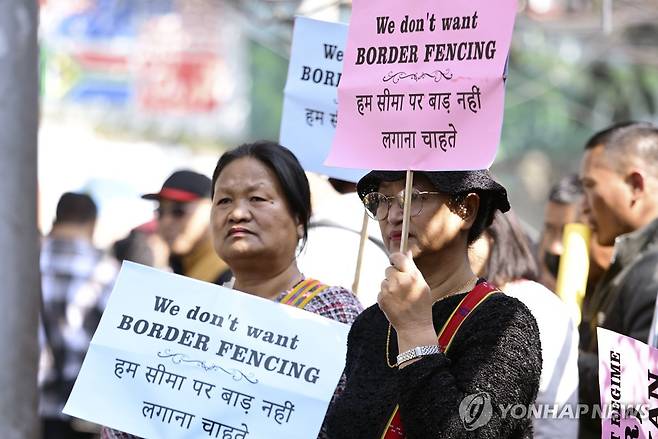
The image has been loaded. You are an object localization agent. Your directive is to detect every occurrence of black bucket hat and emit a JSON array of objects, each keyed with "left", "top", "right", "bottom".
[{"left": 356, "top": 169, "right": 510, "bottom": 213}]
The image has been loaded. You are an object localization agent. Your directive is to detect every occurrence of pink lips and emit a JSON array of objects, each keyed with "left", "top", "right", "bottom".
[
  {"left": 389, "top": 231, "right": 402, "bottom": 241},
  {"left": 227, "top": 227, "right": 253, "bottom": 237},
  {"left": 389, "top": 229, "right": 415, "bottom": 243}
]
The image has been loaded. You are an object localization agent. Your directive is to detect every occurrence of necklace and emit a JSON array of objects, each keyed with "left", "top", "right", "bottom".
[
  {"left": 432, "top": 276, "right": 479, "bottom": 304},
  {"left": 385, "top": 275, "right": 478, "bottom": 368}
]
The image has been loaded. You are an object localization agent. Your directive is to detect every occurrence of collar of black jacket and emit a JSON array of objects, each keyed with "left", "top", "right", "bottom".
[{"left": 612, "top": 216, "right": 658, "bottom": 267}]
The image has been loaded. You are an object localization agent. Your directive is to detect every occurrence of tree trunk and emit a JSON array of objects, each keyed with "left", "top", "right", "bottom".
[{"left": 0, "top": 1, "right": 41, "bottom": 438}]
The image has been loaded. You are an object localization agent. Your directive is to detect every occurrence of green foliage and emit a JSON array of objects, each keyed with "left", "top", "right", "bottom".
[
  {"left": 500, "top": 27, "right": 658, "bottom": 166},
  {"left": 248, "top": 40, "right": 288, "bottom": 141}
]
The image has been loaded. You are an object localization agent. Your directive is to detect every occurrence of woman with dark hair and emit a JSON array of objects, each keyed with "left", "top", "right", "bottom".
[
  {"left": 211, "top": 140, "right": 363, "bottom": 435},
  {"left": 470, "top": 210, "right": 541, "bottom": 287},
  {"left": 469, "top": 210, "right": 579, "bottom": 439},
  {"left": 324, "top": 170, "right": 542, "bottom": 439},
  {"left": 208, "top": 140, "right": 361, "bottom": 320},
  {"left": 102, "top": 141, "right": 362, "bottom": 439}
]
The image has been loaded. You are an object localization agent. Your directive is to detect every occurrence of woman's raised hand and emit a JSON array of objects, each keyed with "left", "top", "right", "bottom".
[{"left": 378, "top": 251, "right": 435, "bottom": 336}]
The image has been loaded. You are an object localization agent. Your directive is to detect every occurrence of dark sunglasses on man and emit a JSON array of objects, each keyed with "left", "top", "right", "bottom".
[{"left": 155, "top": 203, "right": 191, "bottom": 220}]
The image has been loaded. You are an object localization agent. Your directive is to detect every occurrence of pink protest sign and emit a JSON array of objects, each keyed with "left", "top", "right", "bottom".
[
  {"left": 598, "top": 328, "right": 658, "bottom": 438},
  {"left": 325, "top": 0, "right": 517, "bottom": 170}
]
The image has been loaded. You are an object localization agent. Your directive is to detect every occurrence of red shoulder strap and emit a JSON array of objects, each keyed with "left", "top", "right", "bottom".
[
  {"left": 437, "top": 281, "right": 499, "bottom": 352},
  {"left": 381, "top": 281, "right": 499, "bottom": 439}
]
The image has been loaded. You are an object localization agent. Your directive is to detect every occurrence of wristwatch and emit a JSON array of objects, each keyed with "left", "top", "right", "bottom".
[{"left": 396, "top": 345, "right": 440, "bottom": 367}]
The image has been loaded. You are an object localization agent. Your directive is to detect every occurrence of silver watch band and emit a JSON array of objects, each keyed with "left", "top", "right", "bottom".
[{"left": 396, "top": 345, "right": 440, "bottom": 367}]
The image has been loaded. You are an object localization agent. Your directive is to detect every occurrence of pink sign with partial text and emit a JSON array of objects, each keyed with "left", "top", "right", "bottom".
[
  {"left": 326, "top": 0, "right": 517, "bottom": 170},
  {"left": 598, "top": 328, "right": 658, "bottom": 438}
]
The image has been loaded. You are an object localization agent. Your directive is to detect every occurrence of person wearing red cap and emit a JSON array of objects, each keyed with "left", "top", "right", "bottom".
[{"left": 141, "top": 170, "right": 230, "bottom": 285}]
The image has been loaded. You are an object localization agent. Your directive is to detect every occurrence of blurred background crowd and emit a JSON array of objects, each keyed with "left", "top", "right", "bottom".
[{"left": 36, "top": 0, "right": 658, "bottom": 245}]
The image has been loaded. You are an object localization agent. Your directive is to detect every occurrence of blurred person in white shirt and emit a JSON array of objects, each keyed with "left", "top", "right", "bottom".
[{"left": 470, "top": 210, "right": 579, "bottom": 439}]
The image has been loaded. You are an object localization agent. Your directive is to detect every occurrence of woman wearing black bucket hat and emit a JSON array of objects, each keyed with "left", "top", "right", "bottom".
[{"left": 324, "top": 170, "right": 542, "bottom": 439}]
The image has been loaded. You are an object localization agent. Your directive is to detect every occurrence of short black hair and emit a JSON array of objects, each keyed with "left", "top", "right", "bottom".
[
  {"left": 54, "top": 192, "right": 97, "bottom": 225},
  {"left": 211, "top": 141, "right": 312, "bottom": 245},
  {"left": 548, "top": 174, "right": 582, "bottom": 204},
  {"left": 113, "top": 230, "right": 154, "bottom": 266},
  {"left": 482, "top": 210, "right": 540, "bottom": 285},
  {"left": 585, "top": 121, "right": 658, "bottom": 174}
]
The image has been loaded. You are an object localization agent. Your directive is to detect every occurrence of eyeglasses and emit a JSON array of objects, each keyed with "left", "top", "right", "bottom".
[
  {"left": 363, "top": 190, "right": 442, "bottom": 220},
  {"left": 155, "top": 203, "right": 190, "bottom": 219}
]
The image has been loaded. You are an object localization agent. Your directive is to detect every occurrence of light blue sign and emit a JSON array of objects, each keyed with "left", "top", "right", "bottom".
[
  {"left": 64, "top": 262, "right": 349, "bottom": 439},
  {"left": 280, "top": 17, "right": 368, "bottom": 183}
]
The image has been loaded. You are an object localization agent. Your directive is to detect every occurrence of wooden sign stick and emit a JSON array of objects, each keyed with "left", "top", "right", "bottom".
[
  {"left": 400, "top": 170, "right": 414, "bottom": 253},
  {"left": 352, "top": 210, "right": 369, "bottom": 294}
]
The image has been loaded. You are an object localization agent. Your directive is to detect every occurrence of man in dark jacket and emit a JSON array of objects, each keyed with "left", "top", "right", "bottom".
[{"left": 578, "top": 121, "right": 658, "bottom": 438}]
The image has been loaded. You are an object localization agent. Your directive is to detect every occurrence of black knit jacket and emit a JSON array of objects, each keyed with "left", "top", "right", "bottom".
[{"left": 324, "top": 290, "right": 542, "bottom": 439}]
